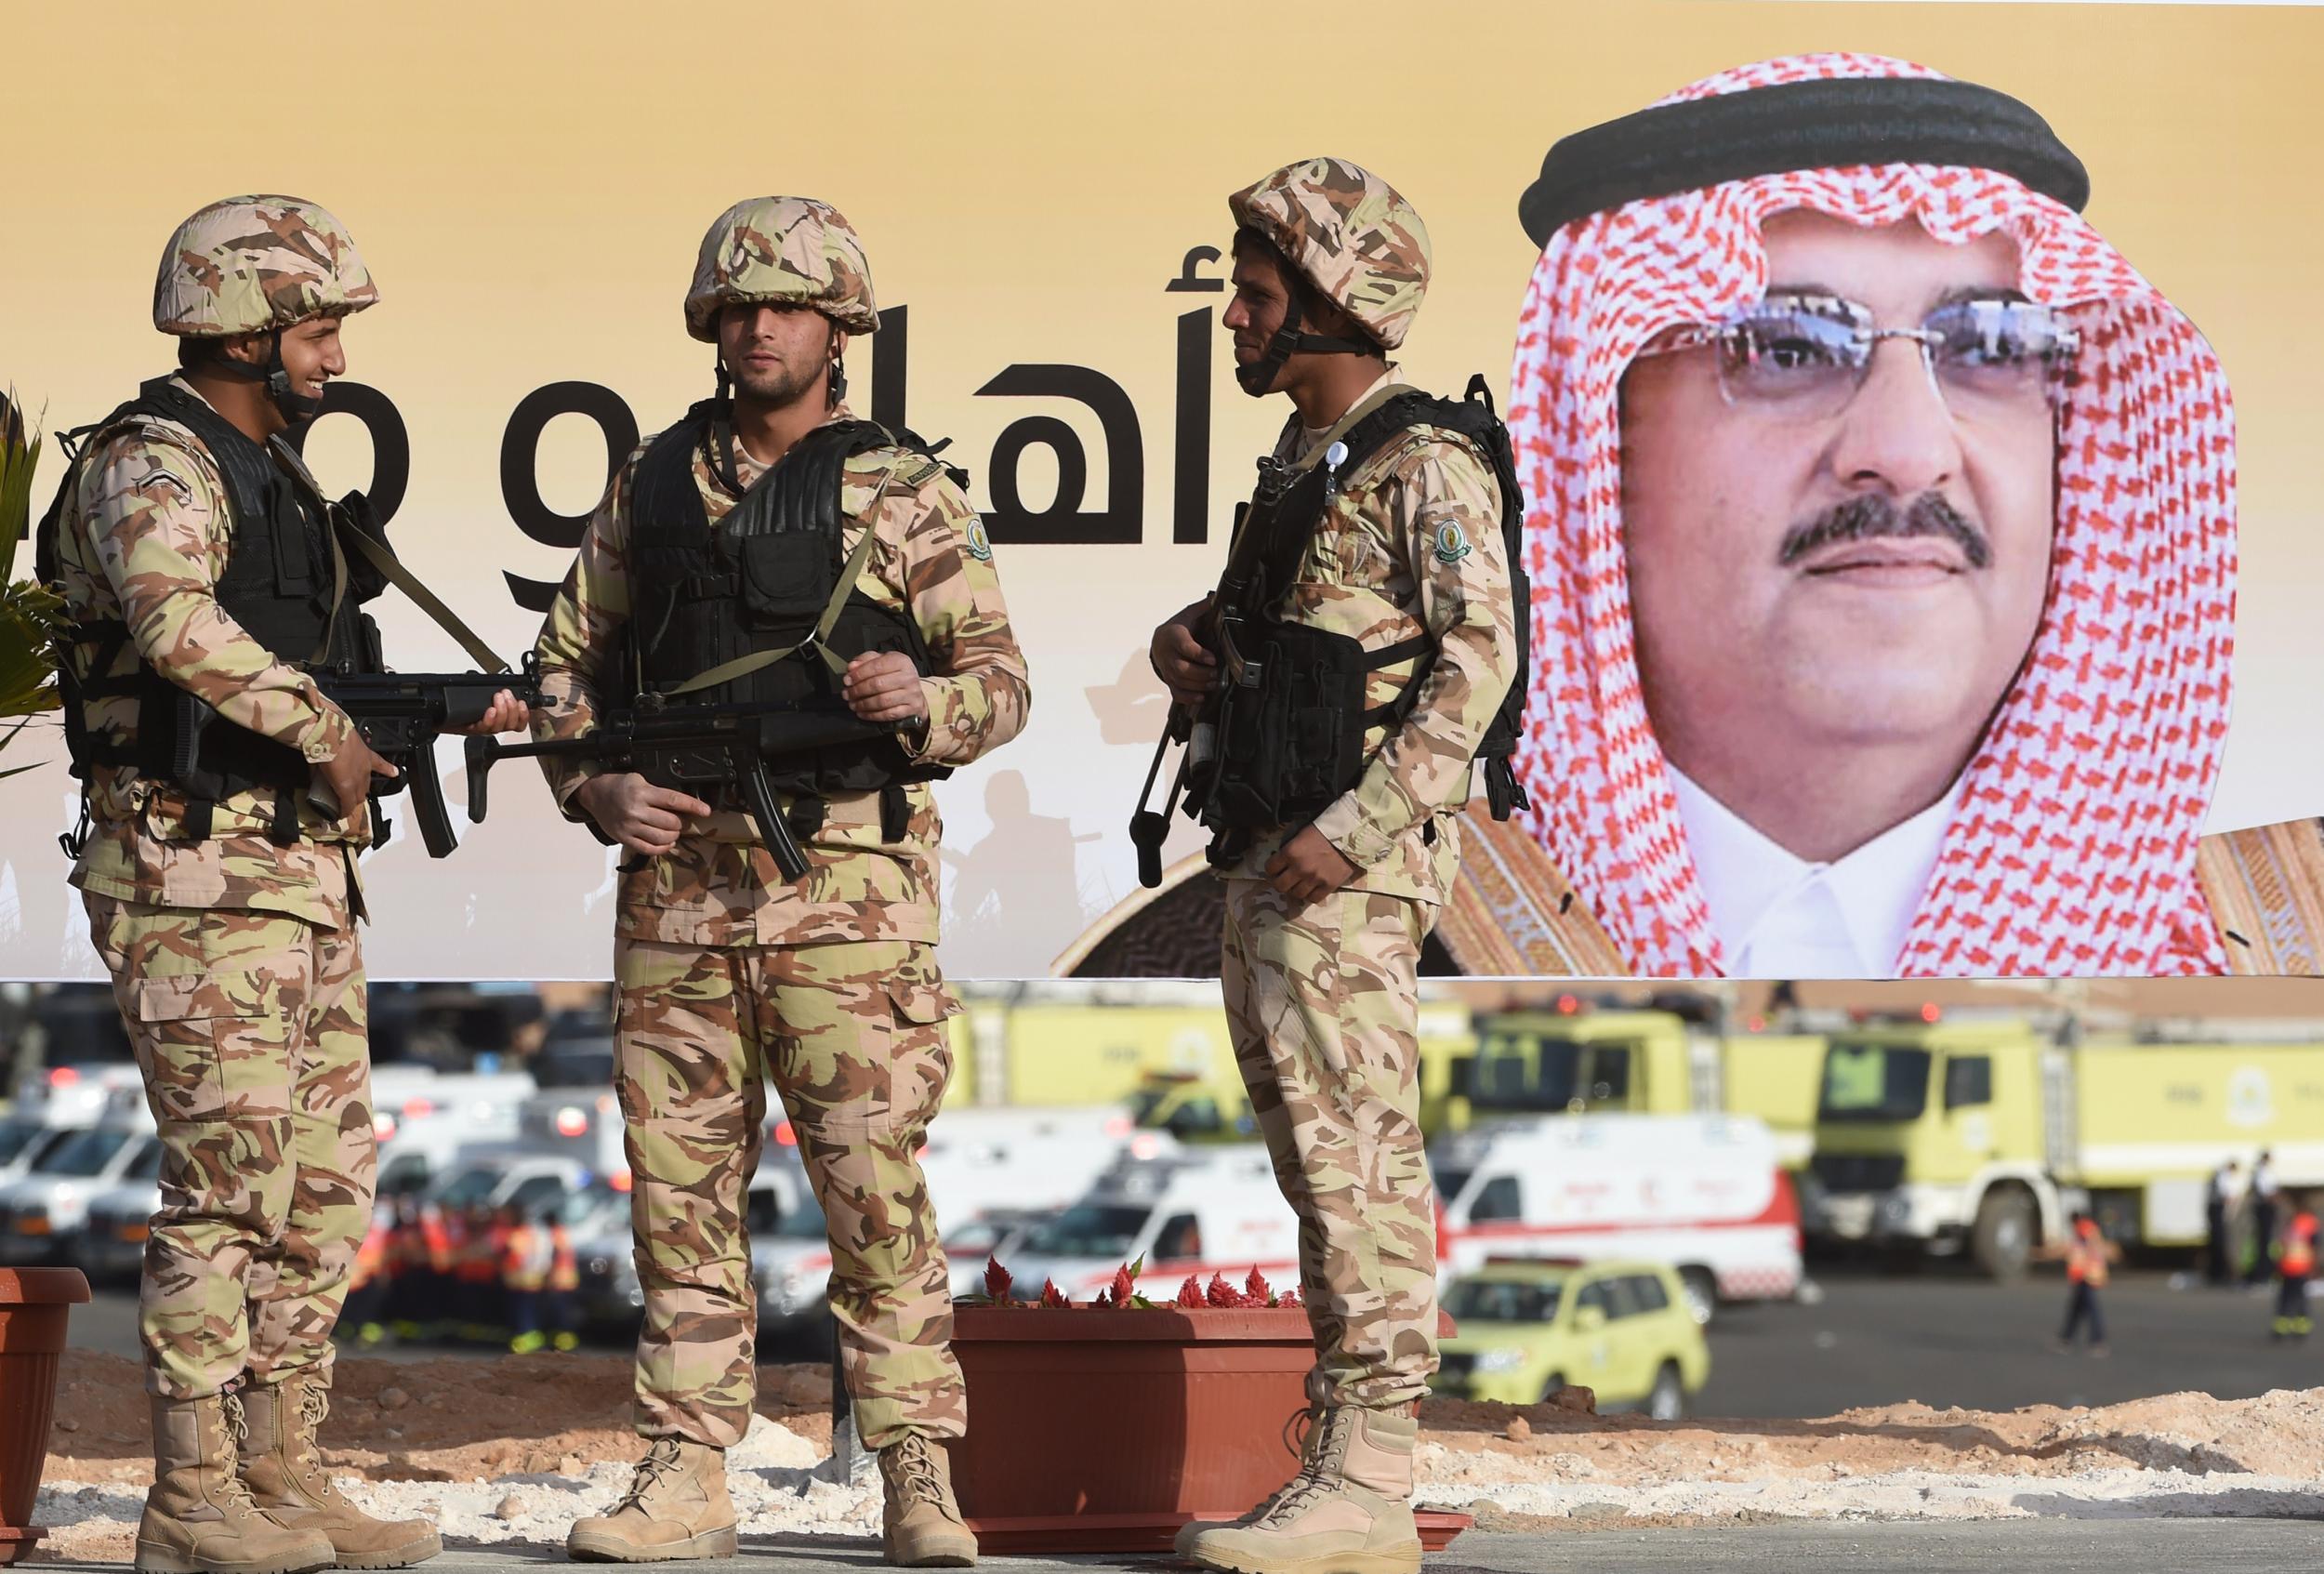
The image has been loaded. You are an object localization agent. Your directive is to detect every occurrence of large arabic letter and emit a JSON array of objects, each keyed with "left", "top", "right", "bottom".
[
  {"left": 974, "top": 364, "right": 1142, "bottom": 545},
  {"left": 288, "top": 382, "right": 409, "bottom": 524},
  {"left": 1167, "top": 246, "right": 1227, "bottom": 294},
  {"left": 989, "top": 416, "right": 1089, "bottom": 528},
  {"left": 1173, "top": 308, "right": 1212, "bottom": 545},
  {"left": 500, "top": 381, "right": 639, "bottom": 612},
  {"left": 871, "top": 303, "right": 908, "bottom": 433}
]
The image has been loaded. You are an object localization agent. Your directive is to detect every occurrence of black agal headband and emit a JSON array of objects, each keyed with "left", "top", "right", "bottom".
[{"left": 1518, "top": 76, "right": 2091, "bottom": 248}]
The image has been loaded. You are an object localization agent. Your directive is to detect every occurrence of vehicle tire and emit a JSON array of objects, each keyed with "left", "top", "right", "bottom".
[
  {"left": 1972, "top": 1186, "right": 2037, "bottom": 1282},
  {"left": 1677, "top": 1267, "right": 1719, "bottom": 1329},
  {"left": 1645, "top": 1361, "right": 1685, "bottom": 1422},
  {"left": 1539, "top": 1371, "right": 1568, "bottom": 1405}
]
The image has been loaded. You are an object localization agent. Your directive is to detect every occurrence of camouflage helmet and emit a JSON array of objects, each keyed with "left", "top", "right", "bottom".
[
  {"left": 153, "top": 194, "right": 378, "bottom": 337},
  {"left": 684, "top": 196, "right": 879, "bottom": 342},
  {"left": 1227, "top": 158, "right": 1431, "bottom": 351}
]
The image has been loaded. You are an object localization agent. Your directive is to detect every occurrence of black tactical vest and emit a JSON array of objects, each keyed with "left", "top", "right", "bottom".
[
  {"left": 1193, "top": 377, "right": 1531, "bottom": 842},
  {"left": 625, "top": 408, "right": 951, "bottom": 804},
  {"left": 36, "top": 377, "right": 375, "bottom": 844}
]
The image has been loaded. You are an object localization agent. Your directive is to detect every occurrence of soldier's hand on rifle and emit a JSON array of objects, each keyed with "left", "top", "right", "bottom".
[
  {"left": 456, "top": 690, "right": 532, "bottom": 737},
  {"left": 314, "top": 732, "right": 398, "bottom": 817},
  {"left": 574, "top": 774, "right": 712, "bottom": 858},
  {"left": 1264, "top": 825, "right": 1358, "bottom": 906},
  {"left": 1150, "top": 599, "right": 1219, "bottom": 709},
  {"left": 841, "top": 651, "right": 929, "bottom": 733}
]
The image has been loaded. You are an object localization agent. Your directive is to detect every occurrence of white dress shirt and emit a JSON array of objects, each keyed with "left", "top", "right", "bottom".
[{"left": 1668, "top": 766, "right": 1963, "bottom": 978}]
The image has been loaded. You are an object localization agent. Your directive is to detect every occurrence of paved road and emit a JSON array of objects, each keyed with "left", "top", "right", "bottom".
[
  {"left": 65, "top": 1269, "right": 2324, "bottom": 1419},
  {"left": 1696, "top": 1268, "right": 2320, "bottom": 1417},
  {"left": 26, "top": 1522, "right": 2324, "bottom": 1574}
]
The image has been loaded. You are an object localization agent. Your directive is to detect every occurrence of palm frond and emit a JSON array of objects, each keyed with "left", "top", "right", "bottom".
[{"left": 0, "top": 387, "right": 44, "bottom": 588}]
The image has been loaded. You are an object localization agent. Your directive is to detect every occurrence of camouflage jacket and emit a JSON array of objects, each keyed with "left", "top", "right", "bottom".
[
  {"left": 1222, "top": 370, "right": 1518, "bottom": 906},
  {"left": 532, "top": 403, "right": 1030, "bottom": 947},
  {"left": 49, "top": 375, "right": 363, "bottom": 927}
]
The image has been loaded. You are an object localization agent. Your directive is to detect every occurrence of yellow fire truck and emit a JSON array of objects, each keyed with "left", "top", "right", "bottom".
[
  {"left": 1442, "top": 999, "right": 1829, "bottom": 1164},
  {"left": 1807, "top": 1012, "right": 2324, "bottom": 1278}
]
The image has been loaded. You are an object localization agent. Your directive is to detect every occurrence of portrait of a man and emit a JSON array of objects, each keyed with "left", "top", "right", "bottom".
[{"left": 1443, "top": 51, "right": 2324, "bottom": 978}]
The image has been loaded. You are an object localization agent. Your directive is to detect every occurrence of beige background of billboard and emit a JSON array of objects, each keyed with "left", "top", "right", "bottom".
[{"left": 2, "top": 1, "right": 2317, "bottom": 980}]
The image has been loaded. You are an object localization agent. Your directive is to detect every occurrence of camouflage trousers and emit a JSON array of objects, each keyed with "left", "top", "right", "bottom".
[
  {"left": 83, "top": 894, "right": 375, "bottom": 1401},
  {"left": 614, "top": 935, "right": 963, "bottom": 1450},
  {"left": 1221, "top": 877, "right": 1439, "bottom": 1410}
]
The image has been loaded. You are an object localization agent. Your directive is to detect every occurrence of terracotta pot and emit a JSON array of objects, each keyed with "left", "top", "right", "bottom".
[
  {"left": 948, "top": 1303, "right": 1469, "bottom": 1554},
  {"left": 0, "top": 1267, "right": 91, "bottom": 1567}
]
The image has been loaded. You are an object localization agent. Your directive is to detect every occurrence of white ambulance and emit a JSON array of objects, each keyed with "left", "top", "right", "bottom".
[
  {"left": 994, "top": 1145, "right": 1300, "bottom": 1302},
  {"left": 920, "top": 1105, "right": 1182, "bottom": 1221},
  {"left": 1432, "top": 1114, "right": 1802, "bottom": 1326}
]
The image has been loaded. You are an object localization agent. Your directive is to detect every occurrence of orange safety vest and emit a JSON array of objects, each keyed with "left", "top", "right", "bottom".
[
  {"left": 502, "top": 1224, "right": 553, "bottom": 1292},
  {"left": 351, "top": 1220, "right": 390, "bottom": 1290},
  {"left": 389, "top": 1216, "right": 422, "bottom": 1272},
  {"left": 464, "top": 1221, "right": 509, "bottom": 1285},
  {"left": 2068, "top": 1226, "right": 2109, "bottom": 1288},
  {"left": 428, "top": 1210, "right": 458, "bottom": 1275},
  {"left": 548, "top": 1224, "right": 579, "bottom": 1293},
  {"left": 2284, "top": 1213, "right": 2318, "bottom": 1276}
]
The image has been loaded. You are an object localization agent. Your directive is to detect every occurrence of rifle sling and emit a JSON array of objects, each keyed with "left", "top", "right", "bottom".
[{"left": 333, "top": 516, "right": 509, "bottom": 673}]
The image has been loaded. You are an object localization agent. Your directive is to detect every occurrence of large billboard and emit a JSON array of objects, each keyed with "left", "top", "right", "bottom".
[{"left": 4, "top": 2, "right": 2319, "bottom": 979}]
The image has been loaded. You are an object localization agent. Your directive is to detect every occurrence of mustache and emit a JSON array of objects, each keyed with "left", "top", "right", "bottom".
[{"left": 1776, "top": 493, "right": 1991, "bottom": 571}]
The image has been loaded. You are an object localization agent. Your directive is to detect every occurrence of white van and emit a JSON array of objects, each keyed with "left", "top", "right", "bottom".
[
  {"left": 1432, "top": 1114, "right": 1802, "bottom": 1325},
  {"left": 375, "top": 1072, "right": 539, "bottom": 1197},
  {"left": 996, "top": 1146, "right": 1298, "bottom": 1302},
  {"left": 919, "top": 1106, "right": 1181, "bottom": 1222}
]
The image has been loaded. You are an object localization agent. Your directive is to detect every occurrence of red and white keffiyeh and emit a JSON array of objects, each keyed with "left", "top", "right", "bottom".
[{"left": 1506, "top": 52, "right": 2237, "bottom": 977}]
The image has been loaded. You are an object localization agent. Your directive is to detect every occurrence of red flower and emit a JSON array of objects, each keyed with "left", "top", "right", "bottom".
[
  {"left": 983, "top": 1256, "right": 1012, "bottom": 1303},
  {"left": 1107, "top": 1263, "right": 1136, "bottom": 1309},
  {"left": 1174, "top": 1275, "right": 1205, "bottom": 1309},
  {"left": 1277, "top": 1286, "right": 1301, "bottom": 1308},
  {"left": 1245, "top": 1266, "right": 1273, "bottom": 1304},
  {"left": 1206, "top": 1272, "right": 1239, "bottom": 1308},
  {"left": 1037, "top": 1278, "right": 1069, "bottom": 1308}
]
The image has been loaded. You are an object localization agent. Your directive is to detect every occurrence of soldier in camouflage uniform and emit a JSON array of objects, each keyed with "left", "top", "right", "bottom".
[
  {"left": 534, "top": 197, "right": 1029, "bottom": 1567},
  {"left": 43, "top": 197, "right": 522, "bottom": 1574},
  {"left": 1151, "top": 160, "right": 1520, "bottom": 1574}
]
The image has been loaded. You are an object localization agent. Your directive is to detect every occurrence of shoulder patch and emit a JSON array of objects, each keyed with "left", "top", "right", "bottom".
[
  {"left": 894, "top": 451, "right": 947, "bottom": 489},
  {"left": 846, "top": 446, "right": 946, "bottom": 491},
  {"left": 1432, "top": 520, "right": 1473, "bottom": 565},
  {"left": 94, "top": 420, "right": 216, "bottom": 503},
  {"left": 962, "top": 515, "right": 995, "bottom": 562}
]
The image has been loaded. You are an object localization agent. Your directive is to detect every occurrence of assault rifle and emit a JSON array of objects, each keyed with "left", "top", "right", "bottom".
[
  {"left": 310, "top": 651, "right": 543, "bottom": 858},
  {"left": 301, "top": 492, "right": 538, "bottom": 857},
  {"left": 1128, "top": 443, "right": 1306, "bottom": 888},
  {"left": 464, "top": 696, "right": 894, "bottom": 882}
]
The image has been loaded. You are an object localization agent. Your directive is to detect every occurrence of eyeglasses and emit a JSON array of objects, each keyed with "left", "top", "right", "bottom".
[{"left": 1631, "top": 292, "right": 2081, "bottom": 421}]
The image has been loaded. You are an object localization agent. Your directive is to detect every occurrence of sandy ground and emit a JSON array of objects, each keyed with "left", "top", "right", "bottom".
[{"left": 31, "top": 1352, "right": 2324, "bottom": 1560}]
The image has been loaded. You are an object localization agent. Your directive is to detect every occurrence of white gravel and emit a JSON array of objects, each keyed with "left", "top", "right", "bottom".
[
  {"left": 36, "top": 1414, "right": 879, "bottom": 1547},
  {"left": 39, "top": 1411, "right": 2324, "bottom": 1545},
  {"left": 1416, "top": 1440, "right": 2324, "bottom": 1523}
]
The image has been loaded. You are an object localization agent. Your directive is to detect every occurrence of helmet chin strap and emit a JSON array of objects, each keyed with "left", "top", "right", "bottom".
[
  {"left": 708, "top": 351, "right": 744, "bottom": 494},
  {"left": 209, "top": 333, "right": 324, "bottom": 426},
  {"left": 1235, "top": 274, "right": 1378, "bottom": 398}
]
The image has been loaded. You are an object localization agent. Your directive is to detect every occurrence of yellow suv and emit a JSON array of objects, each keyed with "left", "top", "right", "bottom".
[{"left": 1431, "top": 1259, "right": 1710, "bottom": 1420}]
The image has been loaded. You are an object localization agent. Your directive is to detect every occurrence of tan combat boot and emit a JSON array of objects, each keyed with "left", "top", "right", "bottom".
[
  {"left": 135, "top": 1393, "right": 338, "bottom": 1574},
  {"left": 1182, "top": 1409, "right": 1421, "bottom": 1574},
  {"left": 239, "top": 1369, "right": 442, "bottom": 1567},
  {"left": 878, "top": 1433, "right": 977, "bottom": 1567},
  {"left": 566, "top": 1437, "right": 737, "bottom": 1562}
]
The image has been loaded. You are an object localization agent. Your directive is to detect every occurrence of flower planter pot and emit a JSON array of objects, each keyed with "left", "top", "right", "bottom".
[
  {"left": 949, "top": 1303, "right": 1469, "bottom": 1554},
  {"left": 0, "top": 1267, "right": 91, "bottom": 1567}
]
